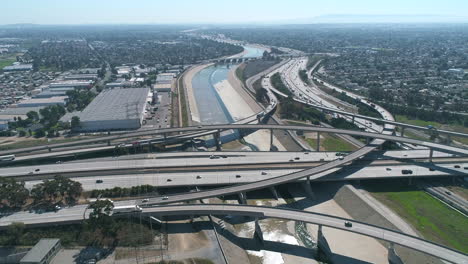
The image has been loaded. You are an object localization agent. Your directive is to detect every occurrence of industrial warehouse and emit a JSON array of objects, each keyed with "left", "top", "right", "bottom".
[{"left": 61, "top": 87, "right": 151, "bottom": 132}]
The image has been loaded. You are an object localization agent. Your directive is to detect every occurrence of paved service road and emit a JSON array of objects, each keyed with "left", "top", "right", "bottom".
[{"left": 141, "top": 204, "right": 468, "bottom": 264}]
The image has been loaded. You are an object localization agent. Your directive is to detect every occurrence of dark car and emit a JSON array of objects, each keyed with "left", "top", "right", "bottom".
[
  {"left": 196, "top": 175, "right": 202, "bottom": 179},
  {"left": 167, "top": 179, "right": 172, "bottom": 182},
  {"left": 454, "top": 165, "right": 461, "bottom": 169},
  {"left": 96, "top": 180, "right": 103, "bottom": 183},
  {"left": 429, "top": 167, "right": 435, "bottom": 171},
  {"left": 402, "top": 169, "right": 413, "bottom": 175},
  {"left": 344, "top": 221, "right": 352, "bottom": 228},
  {"left": 236, "top": 175, "right": 241, "bottom": 178},
  {"left": 35, "top": 168, "right": 40, "bottom": 172}
]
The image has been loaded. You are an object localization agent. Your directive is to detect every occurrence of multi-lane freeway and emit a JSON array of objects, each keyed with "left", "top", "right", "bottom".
[{"left": 0, "top": 203, "right": 466, "bottom": 263}]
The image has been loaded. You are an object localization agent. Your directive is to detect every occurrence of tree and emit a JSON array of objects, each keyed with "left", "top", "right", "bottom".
[
  {"left": 71, "top": 116, "right": 81, "bottom": 131},
  {"left": 7, "top": 222, "right": 25, "bottom": 245},
  {"left": 26, "top": 111, "right": 39, "bottom": 121}
]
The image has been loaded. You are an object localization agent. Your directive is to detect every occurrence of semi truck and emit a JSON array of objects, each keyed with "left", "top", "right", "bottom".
[{"left": 112, "top": 205, "right": 142, "bottom": 214}]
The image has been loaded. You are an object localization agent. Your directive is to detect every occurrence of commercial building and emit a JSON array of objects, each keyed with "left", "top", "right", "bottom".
[
  {"left": 20, "top": 239, "right": 61, "bottom": 264},
  {"left": 49, "top": 80, "right": 93, "bottom": 90},
  {"left": 155, "top": 73, "right": 176, "bottom": 84},
  {"left": 17, "top": 97, "right": 67, "bottom": 108},
  {"left": 64, "top": 74, "right": 98, "bottom": 81},
  {"left": 62, "top": 87, "right": 150, "bottom": 132},
  {"left": 153, "top": 83, "right": 172, "bottom": 92},
  {"left": 2, "top": 64, "right": 33, "bottom": 72}
]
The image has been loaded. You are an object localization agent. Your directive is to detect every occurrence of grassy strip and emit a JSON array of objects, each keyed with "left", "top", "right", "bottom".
[
  {"left": 177, "top": 75, "right": 189, "bottom": 127},
  {"left": 396, "top": 115, "right": 468, "bottom": 144},
  {"left": 363, "top": 180, "right": 468, "bottom": 253},
  {"left": 305, "top": 133, "right": 357, "bottom": 151},
  {"left": 235, "top": 63, "right": 246, "bottom": 84}
]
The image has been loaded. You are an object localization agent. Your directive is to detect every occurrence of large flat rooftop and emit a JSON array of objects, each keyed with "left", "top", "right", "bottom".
[{"left": 73, "top": 88, "right": 150, "bottom": 121}]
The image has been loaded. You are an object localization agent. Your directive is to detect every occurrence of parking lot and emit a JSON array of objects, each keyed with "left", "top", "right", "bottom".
[{"left": 142, "top": 92, "right": 172, "bottom": 129}]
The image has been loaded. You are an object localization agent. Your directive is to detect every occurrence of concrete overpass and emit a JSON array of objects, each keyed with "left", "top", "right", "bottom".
[
  {"left": 141, "top": 204, "right": 468, "bottom": 264},
  {"left": 1, "top": 203, "right": 464, "bottom": 263}
]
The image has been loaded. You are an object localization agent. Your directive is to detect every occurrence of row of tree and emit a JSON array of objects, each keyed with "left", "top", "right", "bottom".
[{"left": 0, "top": 175, "right": 83, "bottom": 210}]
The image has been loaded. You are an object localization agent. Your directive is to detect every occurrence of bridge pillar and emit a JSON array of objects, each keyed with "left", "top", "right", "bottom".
[
  {"left": 270, "top": 129, "right": 274, "bottom": 151},
  {"left": 269, "top": 186, "right": 279, "bottom": 200},
  {"left": 316, "top": 224, "right": 333, "bottom": 262},
  {"left": 48, "top": 147, "right": 51, "bottom": 152},
  {"left": 447, "top": 135, "right": 452, "bottom": 145},
  {"left": 316, "top": 132, "right": 321, "bottom": 152},
  {"left": 254, "top": 218, "right": 264, "bottom": 245},
  {"left": 352, "top": 116, "right": 355, "bottom": 124},
  {"left": 163, "top": 132, "right": 167, "bottom": 141},
  {"left": 429, "top": 148, "right": 434, "bottom": 162},
  {"left": 214, "top": 130, "right": 221, "bottom": 151},
  {"left": 408, "top": 177, "right": 413, "bottom": 186},
  {"left": 303, "top": 176, "right": 316, "bottom": 200},
  {"left": 366, "top": 137, "right": 370, "bottom": 144},
  {"left": 388, "top": 243, "right": 404, "bottom": 264},
  {"left": 401, "top": 127, "right": 405, "bottom": 137},
  {"left": 238, "top": 192, "right": 247, "bottom": 204},
  {"left": 107, "top": 140, "right": 111, "bottom": 146}
]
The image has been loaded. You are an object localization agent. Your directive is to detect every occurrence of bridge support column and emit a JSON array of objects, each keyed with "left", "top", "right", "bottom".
[
  {"left": 163, "top": 133, "right": 167, "bottom": 141},
  {"left": 352, "top": 116, "right": 355, "bottom": 124},
  {"left": 388, "top": 243, "right": 404, "bottom": 264},
  {"left": 408, "top": 177, "right": 413, "bottom": 186},
  {"left": 214, "top": 130, "right": 221, "bottom": 151},
  {"left": 303, "top": 176, "right": 316, "bottom": 200},
  {"left": 254, "top": 218, "right": 264, "bottom": 245},
  {"left": 107, "top": 140, "right": 111, "bottom": 146},
  {"left": 316, "top": 224, "right": 333, "bottom": 262},
  {"left": 269, "top": 186, "right": 279, "bottom": 200},
  {"left": 447, "top": 135, "right": 452, "bottom": 145},
  {"left": 401, "top": 127, "right": 405, "bottom": 137},
  {"left": 270, "top": 129, "right": 274, "bottom": 151},
  {"left": 366, "top": 137, "right": 370, "bottom": 144},
  {"left": 316, "top": 132, "right": 321, "bottom": 152},
  {"left": 238, "top": 192, "right": 247, "bottom": 204},
  {"left": 429, "top": 148, "right": 434, "bottom": 162}
]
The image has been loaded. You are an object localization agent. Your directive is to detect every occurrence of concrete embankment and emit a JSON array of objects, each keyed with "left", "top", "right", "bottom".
[
  {"left": 333, "top": 183, "right": 444, "bottom": 264},
  {"left": 183, "top": 64, "right": 213, "bottom": 124}
]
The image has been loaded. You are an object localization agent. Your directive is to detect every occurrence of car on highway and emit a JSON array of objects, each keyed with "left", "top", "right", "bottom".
[
  {"left": 35, "top": 168, "right": 40, "bottom": 172},
  {"left": 162, "top": 196, "right": 169, "bottom": 200},
  {"left": 386, "top": 168, "right": 392, "bottom": 171},
  {"left": 445, "top": 191, "right": 452, "bottom": 195},
  {"left": 209, "top": 155, "right": 221, "bottom": 159},
  {"left": 167, "top": 179, "right": 172, "bottom": 182},
  {"left": 28, "top": 171, "right": 34, "bottom": 175},
  {"left": 344, "top": 221, "right": 352, "bottom": 228},
  {"left": 96, "top": 180, "right": 103, "bottom": 183},
  {"left": 402, "top": 169, "right": 413, "bottom": 175},
  {"left": 196, "top": 175, "right": 202, "bottom": 179},
  {"left": 236, "top": 175, "right": 241, "bottom": 178},
  {"left": 261, "top": 171, "right": 267, "bottom": 175},
  {"left": 454, "top": 165, "right": 461, "bottom": 169},
  {"left": 429, "top": 167, "right": 436, "bottom": 171},
  {"left": 141, "top": 199, "right": 149, "bottom": 203}
]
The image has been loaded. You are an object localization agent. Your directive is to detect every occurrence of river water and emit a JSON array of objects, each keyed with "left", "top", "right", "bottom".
[{"left": 191, "top": 45, "right": 268, "bottom": 125}]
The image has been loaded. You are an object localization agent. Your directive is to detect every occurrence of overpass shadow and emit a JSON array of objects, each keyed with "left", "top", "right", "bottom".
[{"left": 163, "top": 221, "right": 371, "bottom": 263}]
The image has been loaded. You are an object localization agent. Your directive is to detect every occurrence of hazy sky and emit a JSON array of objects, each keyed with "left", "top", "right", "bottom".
[{"left": 2, "top": 0, "right": 468, "bottom": 24}]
